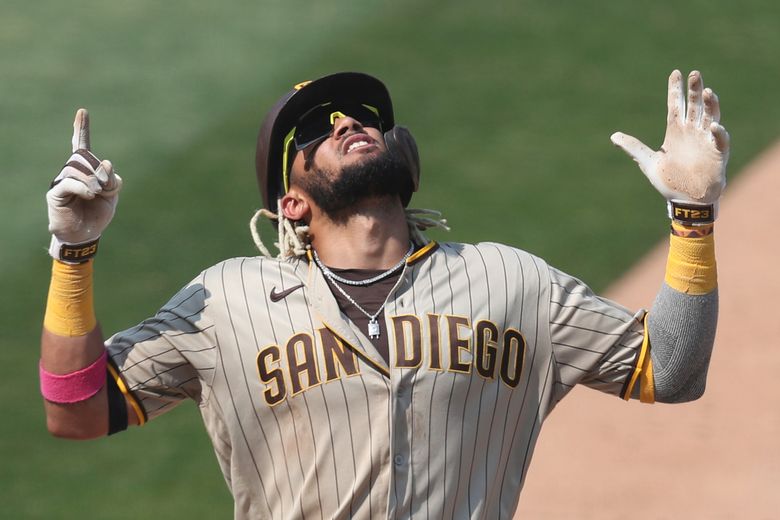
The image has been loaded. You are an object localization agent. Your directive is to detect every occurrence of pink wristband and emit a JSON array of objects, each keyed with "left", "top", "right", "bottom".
[{"left": 39, "top": 350, "right": 108, "bottom": 403}]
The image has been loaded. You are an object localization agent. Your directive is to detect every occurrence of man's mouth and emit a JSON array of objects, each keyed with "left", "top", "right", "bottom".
[{"left": 343, "top": 133, "right": 376, "bottom": 155}]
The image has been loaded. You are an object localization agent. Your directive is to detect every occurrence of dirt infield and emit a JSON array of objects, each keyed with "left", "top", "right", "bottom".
[{"left": 515, "top": 142, "right": 780, "bottom": 519}]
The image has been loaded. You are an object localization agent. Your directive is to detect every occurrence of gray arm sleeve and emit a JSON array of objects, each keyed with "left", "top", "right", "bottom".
[{"left": 643, "top": 283, "right": 718, "bottom": 403}]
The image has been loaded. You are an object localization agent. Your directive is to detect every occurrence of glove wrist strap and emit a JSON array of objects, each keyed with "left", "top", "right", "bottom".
[
  {"left": 49, "top": 236, "right": 100, "bottom": 264},
  {"left": 667, "top": 200, "right": 717, "bottom": 226}
]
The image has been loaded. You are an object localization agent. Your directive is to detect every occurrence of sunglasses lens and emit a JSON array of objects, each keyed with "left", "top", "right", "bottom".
[
  {"left": 349, "top": 104, "right": 382, "bottom": 130},
  {"left": 294, "top": 106, "right": 332, "bottom": 150}
]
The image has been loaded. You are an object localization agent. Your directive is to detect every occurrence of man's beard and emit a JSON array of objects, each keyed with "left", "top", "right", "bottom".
[{"left": 298, "top": 150, "right": 410, "bottom": 219}]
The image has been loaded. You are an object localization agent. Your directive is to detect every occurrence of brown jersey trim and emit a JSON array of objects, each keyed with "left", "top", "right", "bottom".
[
  {"left": 320, "top": 321, "right": 391, "bottom": 378},
  {"left": 107, "top": 356, "right": 148, "bottom": 425}
]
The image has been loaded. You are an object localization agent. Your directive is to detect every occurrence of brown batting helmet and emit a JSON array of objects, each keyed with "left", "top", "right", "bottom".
[{"left": 255, "top": 72, "right": 419, "bottom": 213}]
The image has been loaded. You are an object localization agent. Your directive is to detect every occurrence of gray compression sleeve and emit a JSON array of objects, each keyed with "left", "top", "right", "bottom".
[{"left": 641, "top": 283, "right": 718, "bottom": 403}]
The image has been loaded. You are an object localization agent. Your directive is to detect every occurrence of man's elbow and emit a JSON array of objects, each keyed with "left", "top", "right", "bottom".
[
  {"left": 46, "top": 416, "right": 106, "bottom": 440},
  {"left": 44, "top": 402, "right": 107, "bottom": 440},
  {"left": 653, "top": 373, "right": 707, "bottom": 404}
]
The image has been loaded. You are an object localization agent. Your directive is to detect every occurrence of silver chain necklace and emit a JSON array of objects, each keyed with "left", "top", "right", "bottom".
[
  {"left": 312, "top": 244, "right": 414, "bottom": 286},
  {"left": 313, "top": 244, "right": 414, "bottom": 339},
  {"left": 323, "top": 275, "right": 387, "bottom": 339}
]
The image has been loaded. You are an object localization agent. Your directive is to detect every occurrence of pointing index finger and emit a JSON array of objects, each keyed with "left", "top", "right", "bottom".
[{"left": 72, "top": 108, "right": 90, "bottom": 152}]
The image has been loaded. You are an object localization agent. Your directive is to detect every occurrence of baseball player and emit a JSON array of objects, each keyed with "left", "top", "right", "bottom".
[{"left": 40, "top": 70, "right": 727, "bottom": 518}]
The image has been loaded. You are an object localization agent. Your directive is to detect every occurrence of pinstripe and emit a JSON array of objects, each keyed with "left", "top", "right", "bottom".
[
  {"left": 121, "top": 347, "right": 184, "bottom": 372},
  {"left": 465, "top": 245, "right": 493, "bottom": 516},
  {"left": 375, "top": 370, "right": 391, "bottom": 518},
  {"left": 426, "top": 248, "right": 446, "bottom": 520},
  {"left": 130, "top": 362, "right": 191, "bottom": 389},
  {"left": 552, "top": 300, "right": 632, "bottom": 322},
  {"left": 455, "top": 374, "right": 476, "bottom": 516},
  {"left": 317, "top": 387, "right": 341, "bottom": 507},
  {"left": 399, "top": 283, "right": 413, "bottom": 520},
  {"left": 281, "top": 377, "right": 308, "bottom": 516},
  {"left": 551, "top": 321, "right": 628, "bottom": 336},
  {"left": 336, "top": 378, "right": 358, "bottom": 517},
  {"left": 550, "top": 279, "right": 588, "bottom": 296},
  {"left": 407, "top": 261, "right": 427, "bottom": 519},
  {"left": 452, "top": 246, "right": 477, "bottom": 516},
  {"left": 424, "top": 256, "right": 440, "bottom": 520},
  {"left": 140, "top": 400, "right": 175, "bottom": 415},
  {"left": 557, "top": 360, "right": 590, "bottom": 372},
  {"left": 553, "top": 340, "right": 620, "bottom": 355},
  {"left": 358, "top": 373, "right": 375, "bottom": 518},
  {"left": 390, "top": 274, "right": 414, "bottom": 520},
  {"left": 390, "top": 369, "right": 400, "bottom": 518},
  {"left": 442, "top": 373, "right": 458, "bottom": 519},
  {"left": 440, "top": 244, "right": 458, "bottom": 518},
  {"left": 177, "top": 344, "right": 217, "bottom": 354},
  {"left": 301, "top": 392, "right": 325, "bottom": 520},
  {"left": 425, "top": 372, "right": 440, "bottom": 520},
  {"left": 408, "top": 367, "right": 421, "bottom": 520}
]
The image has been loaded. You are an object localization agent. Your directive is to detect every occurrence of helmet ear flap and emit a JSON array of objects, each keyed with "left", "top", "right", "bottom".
[{"left": 384, "top": 125, "right": 420, "bottom": 206}]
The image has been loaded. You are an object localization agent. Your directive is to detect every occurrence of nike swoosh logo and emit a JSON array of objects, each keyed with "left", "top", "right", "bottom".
[{"left": 270, "top": 283, "right": 305, "bottom": 302}]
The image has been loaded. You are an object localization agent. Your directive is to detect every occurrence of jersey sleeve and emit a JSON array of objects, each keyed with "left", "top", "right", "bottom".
[
  {"left": 105, "top": 272, "right": 218, "bottom": 423},
  {"left": 547, "top": 266, "right": 647, "bottom": 403}
]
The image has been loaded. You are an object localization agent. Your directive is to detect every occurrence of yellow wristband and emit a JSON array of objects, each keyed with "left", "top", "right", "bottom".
[
  {"left": 664, "top": 222, "right": 717, "bottom": 295},
  {"left": 43, "top": 259, "right": 97, "bottom": 336}
]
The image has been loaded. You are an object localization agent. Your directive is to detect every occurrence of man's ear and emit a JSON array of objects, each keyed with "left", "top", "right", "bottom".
[
  {"left": 384, "top": 126, "right": 420, "bottom": 206},
  {"left": 280, "top": 189, "right": 311, "bottom": 221}
]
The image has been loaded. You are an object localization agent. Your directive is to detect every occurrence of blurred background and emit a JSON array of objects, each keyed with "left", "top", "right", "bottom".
[{"left": 2, "top": 0, "right": 779, "bottom": 517}]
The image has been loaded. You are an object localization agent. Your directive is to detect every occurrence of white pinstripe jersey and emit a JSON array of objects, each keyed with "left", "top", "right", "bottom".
[{"left": 106, "top": 241, "right": 647, "bottom": 519}]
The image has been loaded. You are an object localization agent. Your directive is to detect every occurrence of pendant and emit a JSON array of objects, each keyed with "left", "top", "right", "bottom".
[{"left": 368, "top": 318, "right": 381, "bottom": 339}]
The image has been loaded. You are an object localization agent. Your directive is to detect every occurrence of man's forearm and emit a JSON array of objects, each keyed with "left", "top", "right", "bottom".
[
  {"left": 646, "top": 222, "right": 718, "bottom": 403},
  {"left": 40, "top": 259, "right": 110, "bottom": 438}
]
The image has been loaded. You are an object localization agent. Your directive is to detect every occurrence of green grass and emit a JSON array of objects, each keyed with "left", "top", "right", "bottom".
[{"left": 2, "top": 0, "right": 779, "bottom": 517}]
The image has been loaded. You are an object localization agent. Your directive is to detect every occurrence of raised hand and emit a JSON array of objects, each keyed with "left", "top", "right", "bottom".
[
  {"left": 610, "top": 70, "right": 729, "bottom": 206},
  {"left": 47, "top": 109, "right": 123, "bottom": 262}
]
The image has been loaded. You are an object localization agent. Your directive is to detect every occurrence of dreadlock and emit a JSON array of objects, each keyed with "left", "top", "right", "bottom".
[{"left": 249, "top": 204, "right": 449, "bottom": 259}]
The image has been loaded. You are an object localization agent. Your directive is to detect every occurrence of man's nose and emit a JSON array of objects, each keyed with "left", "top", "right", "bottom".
[{"left": 333, "top": 115, "right": 364, "bottom": 139}]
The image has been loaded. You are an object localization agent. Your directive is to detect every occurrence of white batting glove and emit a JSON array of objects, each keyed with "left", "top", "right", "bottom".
[
  {"left": 611, "top": 70, "right": 729, "bottom": 224},
  {"left": 47, "top": 109, "right": 122, "bottom": 263}
]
